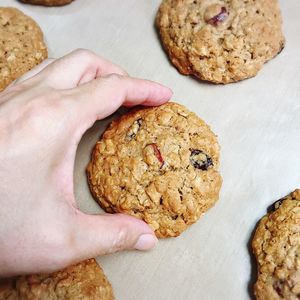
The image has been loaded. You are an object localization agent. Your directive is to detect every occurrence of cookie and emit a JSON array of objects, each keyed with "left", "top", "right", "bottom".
[
  {"left": 156, "top": 0, "right": 285, "bottom": 83},
  {"left": 0, "top": 7, "right": 47, "bottom": 92},
  {"left": 0, "top": 259, "right": 114, "bottom": 300},
  {"left": 87, "top": 102, "right": 222, "bottom": 238},
  {"left": 252, "top": 189, "right": 300, "bottom": 299},
  {"left": 20, "top": 0, "right": 73, "bottom": 6}
]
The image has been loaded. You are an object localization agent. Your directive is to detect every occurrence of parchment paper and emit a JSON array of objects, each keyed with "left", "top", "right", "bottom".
[{"left": 2, "top": 0, "right": 300, "bottom": 299}]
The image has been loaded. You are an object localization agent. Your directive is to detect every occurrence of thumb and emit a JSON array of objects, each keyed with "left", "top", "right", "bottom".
[{"left": 71, "top": 211, "right": 158, "bottom": 259}]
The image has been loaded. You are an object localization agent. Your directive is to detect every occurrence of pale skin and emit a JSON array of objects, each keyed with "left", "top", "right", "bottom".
[{"left": 0, "top": 49, "right": 172, "bottom": 277}]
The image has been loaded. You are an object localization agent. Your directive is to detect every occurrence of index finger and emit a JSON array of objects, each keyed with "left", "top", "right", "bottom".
[
  {"left": 34, "top": 49, "right": 128, "bottom": 90},
  {"left": 70, "top": 74, "right": 173, "bottom": 124}
]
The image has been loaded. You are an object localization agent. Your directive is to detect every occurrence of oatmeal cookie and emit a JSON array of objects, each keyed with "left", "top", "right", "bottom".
[
  {"left": 156, "top": 0, "right": 285, "bottom": 83},
  {"left": 252, "top": 189, "right": 300, "bottom": 299},
  {"left": 0, "top": 7, "right": 47, "bottom": 92},
  {"left": 0, "top": 259, "right": 114, "bottom": 300},
  {"left": 87, "top": 102, "right": 222, "bottom": 238}
]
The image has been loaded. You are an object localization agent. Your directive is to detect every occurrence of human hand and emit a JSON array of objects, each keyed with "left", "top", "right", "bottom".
[{"left": 0, "top": 49, "right": 172, "bottom": 277}]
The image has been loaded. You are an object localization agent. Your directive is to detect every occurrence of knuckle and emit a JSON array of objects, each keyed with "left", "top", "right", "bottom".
[
  {"left": 73, "top": 48, "right": 95, "bottom": 61},
  {"left": 105, "top": 73, "right": 123, "bottom": 83},
  {"left": 72, "top": 49, "right": 128, "bottom": 77},
  {"left": 111, "top": 227, "right": 129, "bottom": 252}
]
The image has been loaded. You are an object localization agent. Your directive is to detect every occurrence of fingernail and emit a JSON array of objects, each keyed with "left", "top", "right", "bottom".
[{"left": 134, "top": 234, "right": 158, "bottom": 251}]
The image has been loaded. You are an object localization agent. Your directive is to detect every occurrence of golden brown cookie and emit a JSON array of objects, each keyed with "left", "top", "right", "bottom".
[
  {"left": 87, "top": 102, "right": 222, "bottom": 238},
  {"left": 252, "top": 189, "right": 300, "bottom": 300},
  {"left": 0, "top": 259, "right": 114, "bottom": 300},
  {"left": 156, "top": 0, "right": 285, "bottom": 84},
  {"left": 20, "top": 0, "right": 73, "bottom": 6},
  {"left": 0, "top": 7, "right": 47, "bottom": 92}
]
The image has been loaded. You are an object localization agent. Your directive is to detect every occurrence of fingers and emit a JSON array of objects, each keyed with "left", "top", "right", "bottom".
[
  {"left": 70, "top": 74, "right": 173, "bottom": 125},
  {"left": 71, "top": 212, "right": 158, "bottom": 259},
  {"left": 34, "top": 49, "right": 128, "bottom": 89}
]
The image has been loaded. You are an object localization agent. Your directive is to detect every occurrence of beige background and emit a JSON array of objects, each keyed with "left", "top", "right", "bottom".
[{"left": 2, "top": 0, "right": 300, "bottom": 299}]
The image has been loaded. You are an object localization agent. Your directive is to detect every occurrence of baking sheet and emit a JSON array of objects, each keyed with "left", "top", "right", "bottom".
[{"left": 2, "top": 0, "right": 300, "bottom": 299}]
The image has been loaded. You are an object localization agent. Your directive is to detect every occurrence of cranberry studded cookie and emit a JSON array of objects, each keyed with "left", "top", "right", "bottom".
[
  {"left": 87, "top": 102, "right": 222, "bottom": 238},
  {"left": 252, "top": 189, "right": 300, "bottom": 299},
  {"left": 156, "top": 0, "right": 285, "bottom": 83},
  {"left": 20, "top": 0, "right": 73, "bottom": 6},
  {"left": 0, "top": 259, "right": 114, "bottom": 300},
  {"left": 0, "top": 7, "right": 47, "bottom": 92}
]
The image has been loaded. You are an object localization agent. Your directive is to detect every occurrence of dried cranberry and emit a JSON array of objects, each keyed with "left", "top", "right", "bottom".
[
  {"left": 207, "top": 7, "right": 228, "bottom": 26},
  {"left": 190, "top": 149, "right": 213, "bottom": 170},
  {"left": 273, "top": 280, "right": 284, "bottom": 297},
  {"left": 149, "top": 143, "right": 164, "bottom": 168}
]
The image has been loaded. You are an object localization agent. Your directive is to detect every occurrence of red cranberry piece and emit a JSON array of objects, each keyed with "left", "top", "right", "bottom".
[
  {"left": 205, "top": 6, "right": 228, "bottom": 26},
  {"left": 273, "top": 280, "right": 284, "bottom": 296},
  {"left": 149, "top": 143, "right": 164, "bottom": 168}
]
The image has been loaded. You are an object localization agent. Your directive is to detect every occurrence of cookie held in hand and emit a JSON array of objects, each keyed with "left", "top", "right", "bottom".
[
  {"left": 156, "top": 0, "right": 285, "bottom": 83},
  {"left": 252, "top": 189, "right": 300, "bottom": 299},
  {"left": 87, "top": 102, "right": 222, "bottom": 238}
]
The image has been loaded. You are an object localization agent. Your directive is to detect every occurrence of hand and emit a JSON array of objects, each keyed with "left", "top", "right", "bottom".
[{"left": 0, "top": 49, "right": 172, "bottom": 277}]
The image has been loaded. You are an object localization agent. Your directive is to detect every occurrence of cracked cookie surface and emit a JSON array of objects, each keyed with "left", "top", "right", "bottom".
[
  {"left": 0, "top": 7, "right": 47, "bottom": 92},
  {"left": 0, "top": 259, "right": 114, "bottom": 300},
  {"left": 252, "top": 189, "right": 300, "bottom": 300},
  {"left": 156, "top": 0, "right": 285, "bottom": 83},
  {"left": 87, "top": 102, "right": 222, "bottom": 238},
  {"left": 20, "top": 0, "right": 73, "bottom": 6}
]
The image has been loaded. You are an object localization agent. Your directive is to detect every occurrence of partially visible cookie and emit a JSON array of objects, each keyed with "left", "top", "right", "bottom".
[
  {"left": 20, "top": 0, "right": 73, "bottom": 6},
  {"left": 156, "top": 0, "right": 285, "bottom": 83},
  {"left": 0, "top": 7, "right": 47, "bottom": 92},
  {"left": 252, "top": 189, "right": 300, "bottom": 300},
  {"left": 0, "top": 259, "right": 114, "bottom": 300},
  {"left": 87, "top": 102, "right": 222, "bottom": 238}
]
